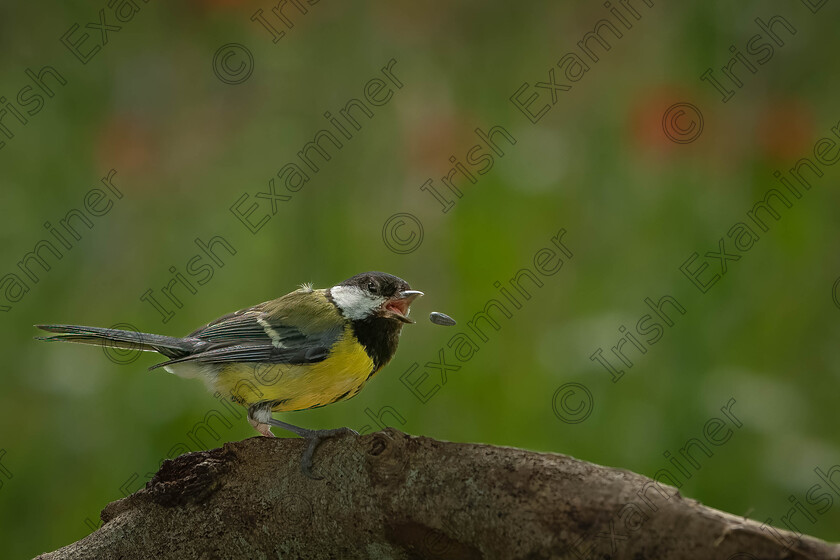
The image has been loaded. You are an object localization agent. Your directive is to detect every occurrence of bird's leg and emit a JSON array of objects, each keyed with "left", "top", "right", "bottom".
[
  {"left": 248, "top": 403, "right": 357, "bottom": 478},
  {"left": 267, "top": 418, "right": 358, "bottom": 480}
]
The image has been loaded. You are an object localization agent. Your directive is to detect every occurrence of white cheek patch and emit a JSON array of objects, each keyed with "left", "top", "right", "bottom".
[{"left": 330, "top": 285, "right": 383, "bottom": 320}]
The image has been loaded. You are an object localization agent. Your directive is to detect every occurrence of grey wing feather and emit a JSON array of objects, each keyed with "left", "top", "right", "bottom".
[
  {"left": 150, "top": 306, "right": 342, "bottom": 370},
  {"left": 148, "top": 342, "right": 331, "bottom": 370},
  {"left": 188, "top": 305, "right": 269, "bottom": 340}
]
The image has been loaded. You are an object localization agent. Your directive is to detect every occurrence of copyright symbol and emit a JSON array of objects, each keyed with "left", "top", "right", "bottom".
[
  {"left": 212, "top": 43, "right": 254, "bottom": 85},
  {"left": 422, "top": 526, "right": 454, "bottom": 557},
  {"left": 832, "top": 276, "right": 840, "bottom": 309},
  {"left": 382, "top": 213, "right": 423, "bottom": 254},
  {"left": 662, "top": 102, "right": 704, "bottom": 144},
  {"left": 552, "top": 382, "right": 593, "bottom": 424},
  {"left": 275, "top": 492, "right": 313, "bottom": 527},
  {"left": 101, "top": 323, "right": 144, "bottom": 365}
]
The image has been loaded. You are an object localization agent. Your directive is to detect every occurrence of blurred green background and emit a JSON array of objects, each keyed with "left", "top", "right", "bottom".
[{"left": 1, "top": 1, "right": 838, "bottom": 557}]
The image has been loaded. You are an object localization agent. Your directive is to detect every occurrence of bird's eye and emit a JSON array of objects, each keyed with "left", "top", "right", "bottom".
[{"left": 367, "top": 281, "right": 378, "bottom": 293}]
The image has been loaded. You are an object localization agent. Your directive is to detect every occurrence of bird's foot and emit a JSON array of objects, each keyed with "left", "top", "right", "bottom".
[
  {"left": 299, "top": 427, "right": 358, "bottom": 480},
  {"left": 264, "top": 416, "right": 358, "bottom": 479}
]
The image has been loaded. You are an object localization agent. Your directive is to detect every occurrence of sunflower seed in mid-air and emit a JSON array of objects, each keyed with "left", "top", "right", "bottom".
[{"left": 429, "top": 312, "right": 456, "bottom": 326}]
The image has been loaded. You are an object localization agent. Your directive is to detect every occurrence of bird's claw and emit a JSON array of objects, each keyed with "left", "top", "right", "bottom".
[{"left": 300, "top": 427, "right": 359, "bottom": 480}]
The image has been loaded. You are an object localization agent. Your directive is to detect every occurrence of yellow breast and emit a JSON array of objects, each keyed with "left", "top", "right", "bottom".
[{"left": 214, "top": 324, "right": 376, "bottom": 412}]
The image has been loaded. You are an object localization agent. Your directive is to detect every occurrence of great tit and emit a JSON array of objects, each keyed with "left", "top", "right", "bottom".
[{"left": 36, "top": 271, "right": 422, "bottom": 478}]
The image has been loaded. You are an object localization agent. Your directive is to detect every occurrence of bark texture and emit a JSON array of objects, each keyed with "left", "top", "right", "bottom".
[{"left": 36, "top": 429, "right": 839, "bottom": 559}]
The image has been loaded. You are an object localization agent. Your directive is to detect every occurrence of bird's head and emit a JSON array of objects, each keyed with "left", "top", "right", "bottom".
[{"left": 329, "top": 272, "right": 422, "bottom": 324}]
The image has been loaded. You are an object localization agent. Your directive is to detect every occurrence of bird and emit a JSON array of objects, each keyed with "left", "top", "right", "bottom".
[{"left": 35, "top": 271, "right": 422, "bottom": 479}]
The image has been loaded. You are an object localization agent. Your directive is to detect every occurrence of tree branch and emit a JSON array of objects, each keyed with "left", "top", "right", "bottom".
[{"left": 36, "top": 429, "right": 839, "bottom": 559}]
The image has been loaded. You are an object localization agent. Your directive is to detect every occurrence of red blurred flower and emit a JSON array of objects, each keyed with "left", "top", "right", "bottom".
[
  {"left": 95, "top": 114, "right": 156, "bottom": 176},
  {"left": 755, "top": 98, "right": 814, "bottom": 161}
]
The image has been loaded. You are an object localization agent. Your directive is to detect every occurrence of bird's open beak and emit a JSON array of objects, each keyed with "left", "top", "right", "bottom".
[{"left": 382, "top": 290, "right": 423, "bottom": 323}]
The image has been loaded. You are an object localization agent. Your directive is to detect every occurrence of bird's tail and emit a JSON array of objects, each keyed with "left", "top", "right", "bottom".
[{"left": 35, "top": 324, "right": 192, "bottom": 359}]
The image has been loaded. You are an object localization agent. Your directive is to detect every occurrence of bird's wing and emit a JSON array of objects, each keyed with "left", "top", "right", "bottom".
[{"left": 150, "top": 289, "right": 344, "bottom": 370}]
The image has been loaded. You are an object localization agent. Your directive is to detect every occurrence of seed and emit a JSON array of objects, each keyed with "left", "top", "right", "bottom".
[{"left": 429, "top": 312, "right": 456, "bottom": 326}]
